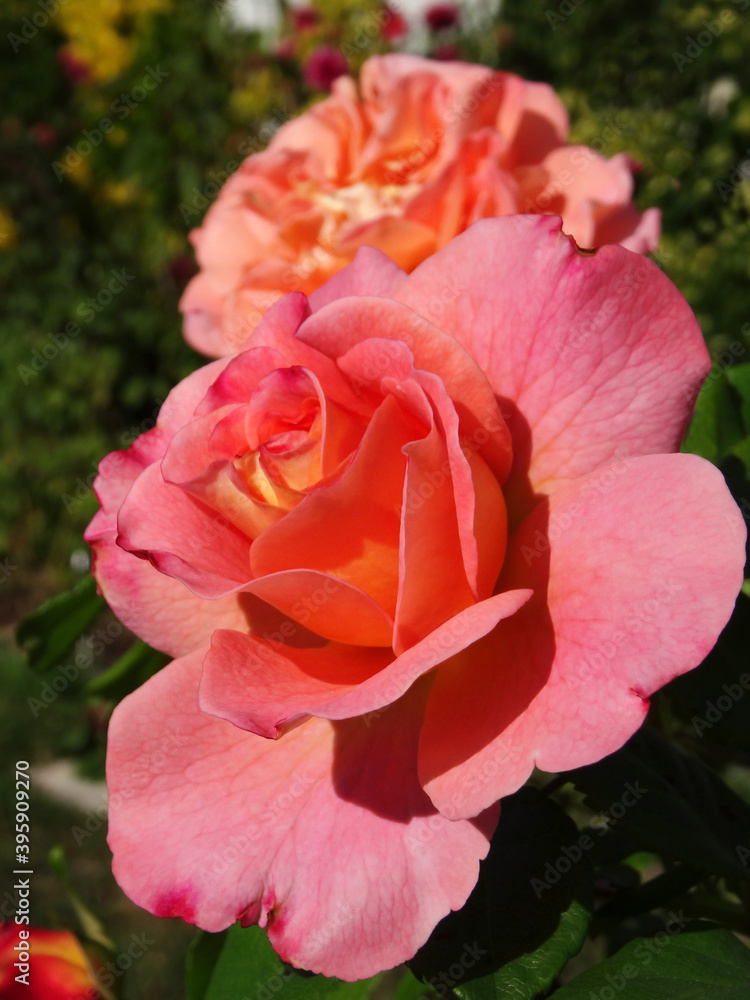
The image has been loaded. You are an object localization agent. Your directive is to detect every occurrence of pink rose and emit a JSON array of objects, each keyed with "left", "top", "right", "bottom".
[
  {"left": 180, "top": 54, "right": 660, "bottom": 357},
  {"left": 87, "top": 217, "right": 744, "bottom": 980}
]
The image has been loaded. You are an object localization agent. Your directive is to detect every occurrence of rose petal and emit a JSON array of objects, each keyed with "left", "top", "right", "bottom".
[
  {"left": 309, "top": 245, "right": 408, "bottom": 311},
  {"left": 297, "top": 295, "right": 513, "bottom": 482},
  {"left": 395, "top": 215, "right": 708, "bottom": 516},
  {"left": 117, "top": 463, "right": 252, "bottom": 598},
  {"left": 107, "top": 650, "right": 497, "bottom": 980},
  {"left": 250, "top": 393, "right": 424, "bottom": 614},
  {"left": 418, "top": 453, "right": 746, "bottom": 818},
  {"left": 201, "top": 590, "right": 532, "bottom": 736},
  {"left": 247, "top": 570, "right": 394, "bottom": 646},
  {"left": 85, "top": 527, "right": 250, "bottom": 657}
]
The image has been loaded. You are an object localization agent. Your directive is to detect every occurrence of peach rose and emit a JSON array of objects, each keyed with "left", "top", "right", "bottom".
[
  {"left": 0, "top": 923, "right": 100, "bottom": 1000},
  {"left": 180, "top": 54, "right": 660, "bottom": 357},
  {"left": 87, "top": 217, "right": 743, "bottom": 980}
]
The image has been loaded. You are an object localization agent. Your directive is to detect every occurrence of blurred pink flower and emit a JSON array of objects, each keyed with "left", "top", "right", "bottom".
[{"left": 303, "top": 46, "right": 349, "bottom": 91}]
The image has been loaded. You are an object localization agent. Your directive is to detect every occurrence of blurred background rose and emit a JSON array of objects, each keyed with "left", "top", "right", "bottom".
[{"left": 0, "top": 922, "right": 102, "bottom": 1000}]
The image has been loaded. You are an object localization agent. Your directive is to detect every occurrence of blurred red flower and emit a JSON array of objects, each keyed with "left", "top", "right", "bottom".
[{"left": 303, "top": 46, "right": 349, "bottom": 91}]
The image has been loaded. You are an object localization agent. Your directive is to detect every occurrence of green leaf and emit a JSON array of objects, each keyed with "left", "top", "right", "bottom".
[
  {"left": 565, "top": 726, "right": 750, "bottom": 880},
  {"left": 15, "top": 576, "right": 105, "bottom": 674},
  {"left": 392, "top": 969, "right": 431, "bottom": 1000},
  {"left": 730, "top": 435, "right": 750, "bottom": 477},
  {"left": 186, "top": 930, "right": 228, "bottom": 1000},
  {"left": 409, "top": 788, "right": 593, "bottom": 1000},
  {"left": 48, "top": 845, "right": 115, "bottom": 952},
  {"left": 681, "top": 370, "right": 746, "bottom": 465},
  {"left": 84, "top": 639, "right": 168, "bottom": 700},
  {"left": 725, "top": 363, "right": 750, "bottom": 432},
  {"left": 548, "top": 924, "right": 750, "bottom": 999},
  {"left": 187, "top": 923, "right": 383, "bottom": 1000}
]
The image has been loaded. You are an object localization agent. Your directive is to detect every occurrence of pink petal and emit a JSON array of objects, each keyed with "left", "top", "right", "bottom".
[
  {"left": 249, "top": 393, "right": 423, "bottom": 614},
  {"left": 297, "top": 295, "right": 513, "bottom": 482},
  {"left": 195, "top": 344, "right": 291, "bottom": 414},
  {"left": 248, "top": 294, "right": 371, "bottom": 419},
  {"left": 116, "top": 463, "right": 252, "bottom": 598},
  {"left": 107, "top": 650, "right": 497, "bottom": 980},
  {"left": 308, "top": 245, "right": 407, "bottom": 311},
  {"left": 500, "top": 78, "right": 569, "bottom": 167},
  {"left": 334, "top": 339, "right": 506, "bottom": 612},
  {"left": 85, "top": 527, "right": 251, "bottom": 657},
  {"left": 84, "top": 357, "right": 240, "bottom": 654},
  {"left": 418, "top": 453, "right": 746, "bottom": 818},
  {"left": 201, "top": 590, "right": 531, "bottom": 736},
  {"left": 594, "top": 204, "right": 661, "bottom": 255},
  {"left": 200, "top": 631, "right": 390, "bottom": 736},
  {"left": 395, "top": 216, "right": 708, "bottom": 515},
  {"left": 180, "top": 273, "right": 231, "bottom": 357}
]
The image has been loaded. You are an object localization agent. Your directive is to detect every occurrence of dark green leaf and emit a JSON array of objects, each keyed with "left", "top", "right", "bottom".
[
  {"left": 410, "top": 788, "right": 593, "bottom": 1000},
  {"left": 730, "top": 436, "right": 750, "bottom": 478},
  {"left": 186, "top": 931, "right": 228, "bottom": 1000},
  {"left": 84, "top": 639, "right": 168, "bottom": 699},
  {"left": 681, "top": 371, "right": 745, "bottom": 465},
  {"left": 548, "top": 924, "right": 750, "bottom": 999},
  {"left": 15, "top": 576, "right": 105, "bottom": 674},
  {"left": 725, "top": 364, "right": 750, "bottom": 433},
  {"left": 392, "top": 969, "right": 431, "bottom": 1000},
  {"left": 666, "top": 594, "right": 750, "bottom": 753},
  {"left": 189, "top": 923, "right": 383, "bottom": 1000},
  {"left": 565, "top": 727, "right": 750, "bottom": 879}
]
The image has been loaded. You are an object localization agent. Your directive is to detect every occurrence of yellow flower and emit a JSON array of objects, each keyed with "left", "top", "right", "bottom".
[
  {"left": 99, "top": 179, "right": 142, "bottom": 205},
  {"left": 0, "top": 205, "right": 19, "bottom": 251},
  {"left": 57, "top": 0, "right": 171, "bottom": 84}
]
